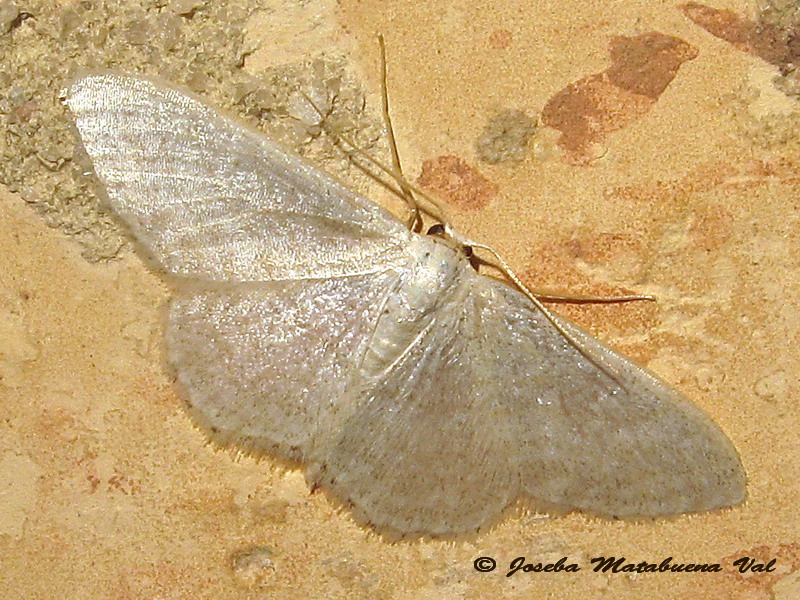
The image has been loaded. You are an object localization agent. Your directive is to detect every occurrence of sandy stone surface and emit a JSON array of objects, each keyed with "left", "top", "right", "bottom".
[{"left": 1, "top": 0, "right": 798, "bottom": 598}]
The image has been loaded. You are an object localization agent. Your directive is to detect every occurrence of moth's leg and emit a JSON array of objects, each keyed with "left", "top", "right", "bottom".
[
  {"left": 528, "top": 291, "right": 654, "bottom": 303},
  {"left": 459, "top": 239, "right": 652, "bottom": 386},
  {"left": 466, "top": 249, "right": 654, "bottom": 304},
  {"left": 298, "top": 38, "right": 445, "bottom": 233}
]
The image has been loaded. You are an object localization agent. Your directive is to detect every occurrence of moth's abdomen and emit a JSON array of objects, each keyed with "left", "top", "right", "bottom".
[{"left": 360, "top": 236, "right": 469, "bottom": 378}]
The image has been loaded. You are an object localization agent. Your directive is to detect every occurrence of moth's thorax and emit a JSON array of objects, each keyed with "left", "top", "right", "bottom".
[
  {"left": 359, "top": 234, "right": 470, "bottom": 378},
  {"left": 402, "top": 233, "right": 468, "bottom": 296}
]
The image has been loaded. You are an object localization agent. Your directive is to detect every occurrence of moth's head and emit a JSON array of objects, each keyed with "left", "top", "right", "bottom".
[{"left": 426, "top": 222, "right": 479, "bottom": 269}]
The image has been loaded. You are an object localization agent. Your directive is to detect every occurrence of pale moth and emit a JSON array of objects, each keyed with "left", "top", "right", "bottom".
[{"left": 65, "top": 72, "right": 746, "bottom": 539}]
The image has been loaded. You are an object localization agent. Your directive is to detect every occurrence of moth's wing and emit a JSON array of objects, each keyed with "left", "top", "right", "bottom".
[
  {"left": 310, "top": 268, "right": 745, "bottom": 538},
  {"left": 307, "top": 270, "right": 522, "bottom": 539},
  {"left": 304, "top": 245, "right": 524, "bottom": 539},
  {"left": 482, "top": 277, "right": 746, "bottom": 519},
  {"left": 166, "top": 269, "right": 400, "bottom": 463},
  {"left": 65, "top": 73, "right": 409, "bottom": 281}
]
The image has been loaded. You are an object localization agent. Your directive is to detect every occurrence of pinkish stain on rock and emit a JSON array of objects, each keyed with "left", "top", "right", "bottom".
[
  {"left": 416, "top": 155, "right": 498, "bottom": 211},
  {"left": 610, "top": 158, "right": 800, "bottom": 205},
  {"left": 689, "top": 201, "right": 735, "bottom": 252},
  {"left": 488, "top": 28, "right": 513, "bottom": 50},
  {"left": 681, "top": 2, "right": 798, "bottom": 67},
  {"left": 541, "top": 32, "right": 698, "bottom": 165}
]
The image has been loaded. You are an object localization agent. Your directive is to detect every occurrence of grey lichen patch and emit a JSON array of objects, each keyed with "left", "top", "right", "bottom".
[
  {"left": 724, "top": 84, "right": 800, "bottom": 150},
  {"left": 229, "top": 546, "right": 274, "bottom": 588},
  {"left": 475, "top": 108, "right": 536, "bottom": 164},
  {"left": 0, "top": 0, "right": 381, "bottom": 261},
  {"left": 234, "top": 56, "right": 385, "bottom": 184},
  {"left": 761, "top": 0, "right": 800, "bottom": 97}
]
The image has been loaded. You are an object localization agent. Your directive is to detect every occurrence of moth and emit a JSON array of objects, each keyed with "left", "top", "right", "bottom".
[{"left": 65, "top": 73, "right": 746, "bottom": 539}]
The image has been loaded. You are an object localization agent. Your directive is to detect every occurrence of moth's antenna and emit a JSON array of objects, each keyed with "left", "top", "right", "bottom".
[
  {"left": 378, "top": 35, "right": 422, "bottom": 232},
  {"left": 304, "top": 39, "right": 653, "bottom": 325}
]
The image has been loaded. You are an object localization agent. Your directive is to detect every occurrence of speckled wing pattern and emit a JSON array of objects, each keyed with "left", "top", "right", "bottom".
[
  {"left": 309, "top": 271, "right": 745, "bottom": 537},
  {"left": 66, "top": 74, "right": 410, "bottom": 282},
  {"left": 66, "top": 74, "right": 746, "bottom": 539}
]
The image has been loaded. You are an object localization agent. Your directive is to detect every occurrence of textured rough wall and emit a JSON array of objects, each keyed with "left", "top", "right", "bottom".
[{"left": 1, "top": 0, "right": 799, "bottom": 598}]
